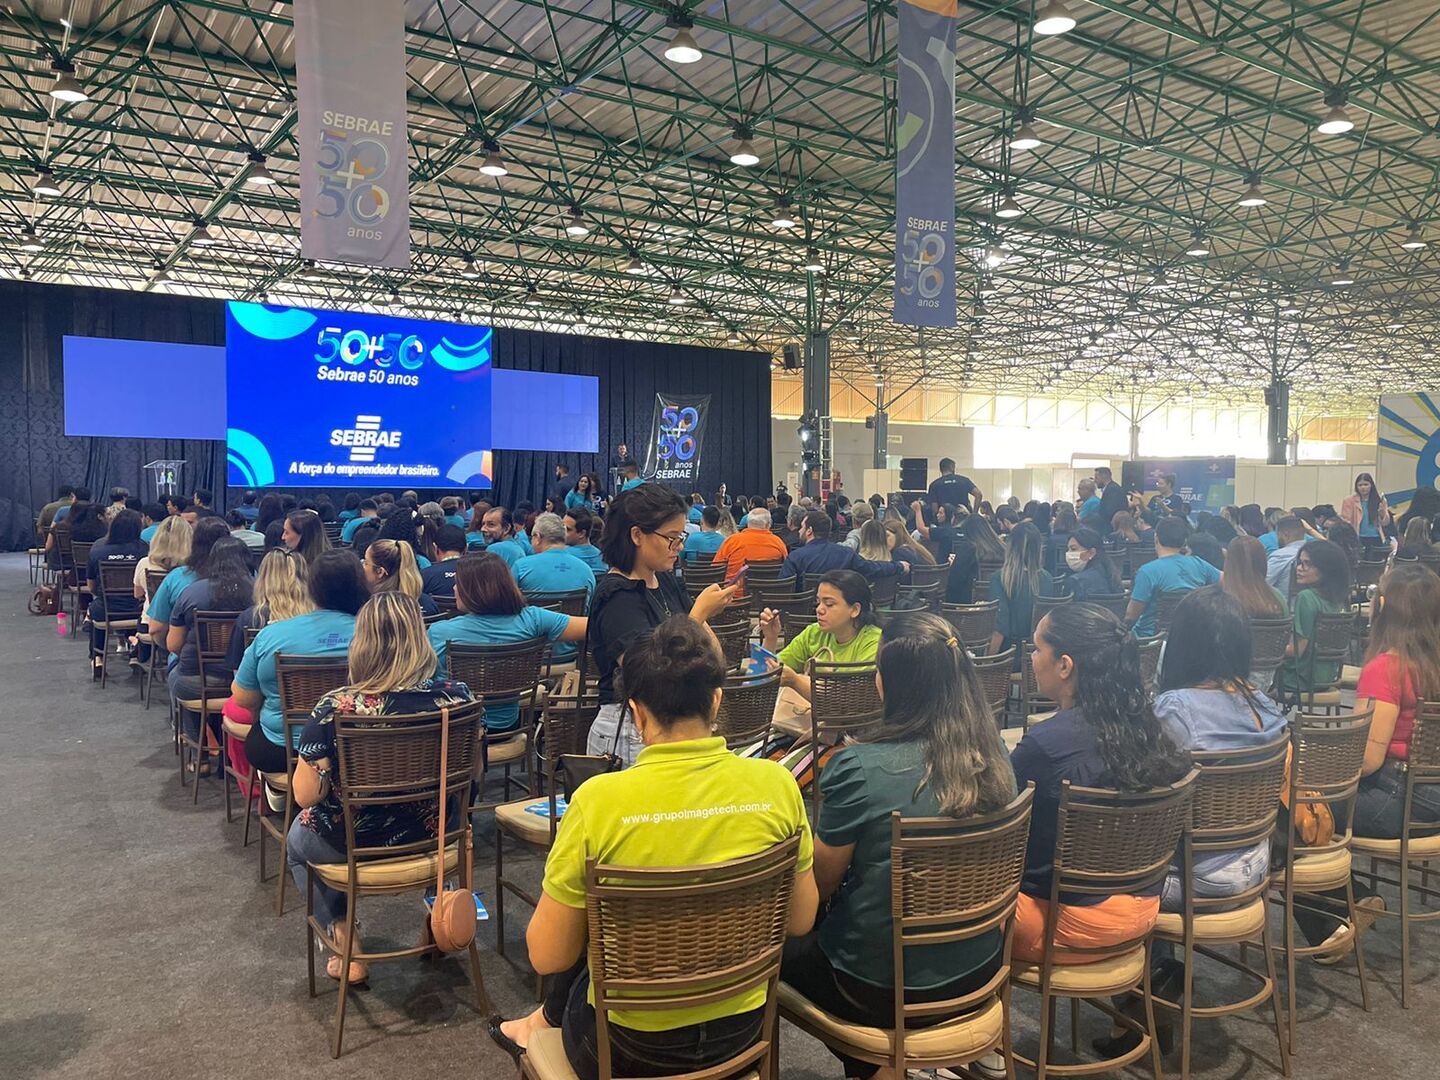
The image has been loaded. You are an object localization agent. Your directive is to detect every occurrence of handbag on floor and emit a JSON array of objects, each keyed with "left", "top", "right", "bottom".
[
  {"left": 429, "top": 705, "right": 477, "bottom": 954},
  {"left": 28, "top": 584, "right": 58, "bottom": 616}
]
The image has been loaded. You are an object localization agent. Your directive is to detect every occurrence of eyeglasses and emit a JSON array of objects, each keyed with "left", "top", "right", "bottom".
[
  {"left": 649, "top": 530, "right": 687, "bottom": 549},
  {"left": 1296, "top": 558, "right": 1314, "bottom": 569}
]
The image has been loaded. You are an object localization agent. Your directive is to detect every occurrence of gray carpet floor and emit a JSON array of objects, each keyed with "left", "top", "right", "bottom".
[{"left": 1, "top": 550, "right": 1435, "bottom": 1079}]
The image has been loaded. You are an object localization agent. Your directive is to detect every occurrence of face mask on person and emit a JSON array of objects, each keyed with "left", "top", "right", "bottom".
[{"left": 1065, "top": 550, "right": 1087, "bottom": 571}]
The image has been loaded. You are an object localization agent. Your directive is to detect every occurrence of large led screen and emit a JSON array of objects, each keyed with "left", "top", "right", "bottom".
[{"left": 225, "top": 302, "right": 492, "bottom": 489}]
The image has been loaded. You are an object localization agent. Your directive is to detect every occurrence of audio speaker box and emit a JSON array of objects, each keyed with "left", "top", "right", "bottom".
[{"left": 782, "top": 343, "right": 802, "bottom": 371}]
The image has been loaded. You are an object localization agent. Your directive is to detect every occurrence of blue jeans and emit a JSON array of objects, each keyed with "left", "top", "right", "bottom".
[
  {"left": 287, "top": 816, "right": 348, "bottom": 928},
  {"left": 1161, "top": 840, "right": 1270, "bottom": 912}
]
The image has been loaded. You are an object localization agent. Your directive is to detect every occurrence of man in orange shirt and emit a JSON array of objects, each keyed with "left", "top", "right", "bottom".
[{"left": 713, "top": 507, "right": 788, "bottom": 587}]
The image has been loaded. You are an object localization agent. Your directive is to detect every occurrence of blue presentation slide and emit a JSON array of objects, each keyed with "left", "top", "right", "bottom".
[
  {"left": 64, "top": 338, "right": 226, "bottom": 439},
  {"left": 225, "top": 302, "right": 493, "bottom": 489}
]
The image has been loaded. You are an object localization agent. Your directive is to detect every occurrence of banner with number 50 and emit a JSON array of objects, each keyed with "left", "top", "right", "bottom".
[
  {"left": 642, "top": 393, "right": 711, "bottom": 488},
  {"left": 893, "top": 0, "right": 957, "bottom": 328},
  {"left": 295, "top": 0, "right": 411, "bottom": 270}
]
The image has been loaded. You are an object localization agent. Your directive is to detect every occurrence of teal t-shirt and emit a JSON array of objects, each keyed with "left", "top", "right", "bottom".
[
  {"left": 621, "top": 477, "right": 644, "bottom": 491},
  {"left": 513, "top": 550, "right": 596, "bottom": 606},
  {"left": 235, "top": 609, "right": 356, "bottom": 746},
  {"left": 485, "top": 538, "right": 528, "bottom": 568},
  {"left": 444, "top": 514, "right": 466, "bottom": 529},
  {"left": 681, "top": 530, "right": 725, "bottom": 563},
  {"left": 148, "top": 566, "right": 198, "bottom": 624},
  {"left": 817, "top": 740, "right": 1009, "bottom": 989},
  {"left": 568, "top": 543, "right": 606, "bottom": 573},
  {"left": 1129, "top": 554, "right": 1221, "bottom": 637},
  {"left": 140, "top": 523, "right": 159, "bottom": 543},
  {"left": 340, "top": 516, "right": 372, "bottom": 543},
  {"left": 428, "top": 608, "right": 570, "bottom": 731}
]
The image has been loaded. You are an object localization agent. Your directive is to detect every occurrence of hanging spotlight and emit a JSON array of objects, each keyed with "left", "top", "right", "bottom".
[
  {"left": 48, "top": 58, "right": 87, "bottom": 104},
  {"left": 667, "top": 285, "right": 690, "bottom": 305},
  {"left": 1150, "top": 269, "right": 1170, "bottom": 289},
  {"left": 729, "top": 126, "right": 760, "bottom": 167},
  {"left": 1237, "top": 173, "right": 1267, "bottom": 207},
  {"left": 479, "top": 141, "right": 508, "bottom": 177},
  {"left": 190, "top": 219, "right": 218, "bottom": 246},
  {"left": 802, "top": 247, "right": 825, "bottom": 273},
  {"left": 1329, "top": 259, "right": 1355, "bottom": 286},
  {"left": 624, "top": 254, "right": 648, "bottom": 275},
  {"left": 662, "top": 10, "right": 702, "bottom": 64},
  {"left": 984, "top": 245, "right": 1010, "bottom": 269},
  {"left": 460, "top": 253, "right": 481, "bottom": 279},
  {"left": 1280, "top": 296, "right": 1302, "bottom": 316},
  {"left": 297, "top": 259, "right": 324, "bottom": 281},
  {"left": 1400, "top": 225, "right": 1428, "bottom": 251},
  {"left": 1316, "top": 89, "right": 1355, "bottom": 135},
  {"left": 726, "top": 328, "right": 740, "bottom": 345},
  {"left": 771, "top": 196, "right": 797, "bottom": 229},
  {"left": 1184, "top": 229, "right": 1210, "bottom": 257},
  {"left": 1009, "top": 117, "right": 1042, "bottom": 151},
  {"left": 524, "top": 284, "right": 543, "bottom": 305},
  {"left": 1032, "top": 0, "right": 1077, "bottom": 36},
  {"left": 388, "top": 288, "right": 403, "bottom": 307},
  {"left": 151, "top": 262, "right": 172, "bottom": 285},
  {"left": 564, "top": 206, "right": 589, "bottom": 236},
  {"left": 995, "top": 191, "right": 1024, "bottom": 219},
  {"left": 243, "top": 151, "right": 276, "bottom": 186},
  {"left": 32, "top": 169, "right": 60, "bottom": 198},
  {"left": 19, "top": 226, "right": 43, "bottom": 253}
]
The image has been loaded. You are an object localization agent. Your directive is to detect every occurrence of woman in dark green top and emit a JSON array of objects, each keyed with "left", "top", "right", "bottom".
[
  {"left": 779, "top": 611, "right": 1017, "bottom": 1080},
  {"left": 988, "top": 521, "right": 1056, "bottom": 660},
  {"left": 1275, "top": 538, "right": 1351, "bottom": 698}
]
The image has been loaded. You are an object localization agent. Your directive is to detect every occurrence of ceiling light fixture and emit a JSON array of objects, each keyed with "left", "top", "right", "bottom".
[
  {"left": 729, "top": 126, "right": 760, "bottom": 167},
  {"left": 1237, "top": 173, "right": 1267, "bottom": 207},
  {"left": 151, "top": 262, "right": 172, "bottom": 285},
  {"left": 19, "top": 226, "right": 43, "bottom": 253},
  {"left": 984, "top": 245, "right": 1010, "bottom": 268},
  {"left": 48, "top": 58, "right": 87, "bottom": 104},
  {"left": 1329, "top": 259, "right": 1355, "bottom": 286},
  {"left": 388, "top": 288, "right": 403, "bottom": 307},
  {"left": 524, "top": 284, "right": 542, "bottom": 305},
  {"left": 1400, "top": 225, "right": 1427, "bottom": 251},
  {"left": 479, "top": 140, "right": 508, "bottom": 177},
  {"left": 1316, "top": 89, "right": 1355, "bottom": 135},
  {"left": 297, "top": 259, "right": 324, "bottom": 281},
  {"left": 1009, "top": 117, "right": 1042, "bottom": 151},
  {"left": 243, "top": 151, "right": 276, "bottom": 186},
  {"left": 1032, "top": 0, "right": 1077, "bottom": 36},
  {"left": 1184, "top": 229, "right": 1210, "bottom": 257},
  {"left": 667, "top": 285, "right": 690, "bottom": 305},
  {"left": 625, "top": 254, "right": 648, "bottom": 275},
  {"left": 662, "top": 10, "right": 702, "bottom": 65},
  {"left": 564, "top": 206, "right": 589, "bottom": 236},
  {"left": 32, "top": 169, "right": 60, "bottom": 197},
  {"left": 190, "top": 219, "right": 218, "bottom": 246},
  {"left": 1280, "top": 297, "right": 1301, "bottom": 316},
  {"left": 460, "top": 254, "right": 481, "bottom": 279},
  {"left": 995, "top": 191, "right": 1024, "bottom": 219},
  {"left": 771, "top": 196, "right": 797, "bottom": 229},
  {"left": 1150, "top": 269, "right": 1170, "bottom": 288},
  {"left": 802, "top": 247, "right": 825, "bottom": 273}
]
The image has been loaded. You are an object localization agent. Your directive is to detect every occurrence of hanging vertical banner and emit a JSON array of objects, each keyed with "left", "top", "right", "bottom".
[
  {"left": 642, "top": 393, "right": 711, "bottom": 487},
  {"left": 893, "top": 0, "right": 957, "bottom": 328},
  {"left": 294, "top": 0, "right": 411, "bottom": 269}
]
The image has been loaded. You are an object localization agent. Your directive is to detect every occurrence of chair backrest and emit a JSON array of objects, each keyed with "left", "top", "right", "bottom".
[
  {"left": 714, "top": 666, "right": 783, "bottom": 749},
  {"left": 941, "top": 600, "right": 999, "bottom": 651},
  {"left": 908, "top": 561, "right": 950, "bottom": 590},
  {"left": 683, "top": 560, "right": 727, "bottom": 588},
  {"left": 526, "top": 589, "right": 588, "bottom": 618},
  {"left": 433, "top": 592, "right": 459, "bottom": 613},
  {"left": 144, "top": 566, "right": 171, "bottom": 602},
  {"left": 70, "top": 540, "right": 95, "bottom": 577},
  {"left": 1136, "top": 634, "right": 1165, "bottom": 690},
  {"left": 743, "top": 559, "right": 786, "bottom": 585},
  {"left": 750, "top": 577, "right": 800, "bottom": 608},
  {"left": 709, "top": 616, "right": 753, "bottom": 669},
  {"left": 332, "top": 699, "right": 485, "bottom": 861},
  {"left": 98, "top": 560, "right": 139, "bottom": 604},
  {"left": 1151, "top": 589, "right": 1187, "bottom": 636},
  {"left": 885, "top": 790, "right": 1034, "bottom": 1065},
  {"left": 1019, "top": 643, "right": 1057, "bottom": 716},
  {"left": 1186, "top": 735, "right": 1290, "bottom": 860},
  {"left": 898, "top": 579, "right": 943, "bottom": 612},
  {"left": 868, "top": 573, "right": 900, "bottom": 606},
  {"left": 1127, "top": 540, "right": 1158, "bottom": 577},
  {"left": 1352, "top": 558, "right": 1387, "bottom": 596},
  {"left": 1407, "top": 703, "right": 1440, "bottom": 786},
  {"left": 971, "top": 648, "right": 1016, "bottom": 721},
  {"left": 322, "top": 521, "right": 343, "bottom": 542},
  {"left": 1287, "top": 710, "right": 1373, "bottom": 853},
  {"left": 192, "top": 611, "right": 240, "bottom": 685},
  {"left": 1085, "top": 591, "right": 1130, "bottom": 619},
  {"left": 809, "top": 659, "right": 883, "bottom": 737},
  {"left": 273, "top": 653, "right": 352, "bottom": 764},
  {"left": 1030, "top": 592, "right": 1072, "bottom": 636},
  {"left": 244, "top": 623, "right": 263, "bottom": 647},
  {"left": 446, "top": 638, "right": 549, "bottom": 709},
  {"left": 1309, "top": 610, "right": 1356, "bottom": 667},
  {"left": 1248, "top": 615, "right": 1293, "bottom": 673},
  {"left": 586, "top": 834, "right": 803, "bottom": 1080}
]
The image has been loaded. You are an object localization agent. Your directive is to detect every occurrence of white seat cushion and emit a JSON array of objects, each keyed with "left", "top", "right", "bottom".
[
  {"left": 1276, "top": 846, "right": 1352, "bottom": 890},
  {"left": 1153, "top": 898, "right": 1266, "bottom": 942},
  {"left": 487, "top": 732, "right": 528, "bottom": 765},
  {"left": 1012, "top": 945, "right": 1147, "bottom": 994},
  {"left": 495, "top": 797, "right": 557, "bottom": 845},
  {"left": 1352, "top": 833, "right": 1440, "bottom": 857},
  {"left": 312, "top": 843, "right": 459, "bottom": 888},
  {"left": 779, "top": 984, "right": 1003, "bottom": 1063}
]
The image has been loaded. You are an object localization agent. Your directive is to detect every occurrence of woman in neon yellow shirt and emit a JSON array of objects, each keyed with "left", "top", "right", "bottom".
[{"left": 759, "top": 570, "right": 881, "bottom": 701}]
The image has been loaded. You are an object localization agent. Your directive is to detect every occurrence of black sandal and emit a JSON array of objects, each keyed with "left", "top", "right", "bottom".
[{"left": 487, "top": 1015, "right": 526, "bottom": 1062}]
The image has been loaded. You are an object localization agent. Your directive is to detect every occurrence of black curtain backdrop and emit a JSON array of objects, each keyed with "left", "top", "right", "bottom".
[{"left": 0, "top": 281, "right": 771, "bottom": 550}]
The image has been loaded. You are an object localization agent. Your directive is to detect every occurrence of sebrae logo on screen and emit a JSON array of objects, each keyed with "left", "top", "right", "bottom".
[{"left": 330, "top": 414, "right": 402, "bottom": 463}]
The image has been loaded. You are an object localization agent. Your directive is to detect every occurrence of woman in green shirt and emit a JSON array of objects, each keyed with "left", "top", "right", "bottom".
[
  {"left": 778, "top": 611, "right": 1018, "bottom": 1080},
  {"left": 759, "top": 570, "right": 881, "bottom": 701},
  {"left": 1275, "top": 538, "right": 1351, "bottom": 698}
]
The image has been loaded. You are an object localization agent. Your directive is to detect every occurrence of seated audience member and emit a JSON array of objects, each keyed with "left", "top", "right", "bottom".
[
  {"left": 147, "top": 517, "right": 229, "bottom": 645},
  {"left": 288, "top": 591, "right": 475, "bottom": 985},
  {"left": 780, "top": 612, "right": 1016, "bottom": 1080},
  {"left": 681, "top": 505, "right": 727, "bottom": 564},
  {"left": 619, "top": 462, "right": 643, "bottom": 492},
  {"left": 962, "top": 512, "right": 1006, "bottom": 566},
  {"left": 1326, "top": 520, "right": 1364, "bottom": 566},
  {"left": 364, "top": 538, "right": 438, "bottom": 615},
  {"left": 1125, "top": 516, "right": 1221, "bottom": 637},
  {"left": 1010, "top": 604, "right": 1191, "bottom": 965},
  {"left": 1395, "top": 517, "right": 1436, "bottom": 561},
  {"left": 773, "top": 503, "right": 804, "bottom": 551},
  {"left": 256, "top": 493, "right": 287, "bottom": 546},
  {"left": 84, "top": 509, "right": 149, "bottom": 675},
  {"left": 374, "top": 506, "right": 433, "bottom": 567},
  {"left": 465, "top": 492, "right": 488, "bottom": 527},
  {"left": 440, "top": 496, "right": 466, "bottom": 529},
  {"left": 67, "top": 500, "right": 110, "bottom": 544},
  {"left": 104, "top": 486, "right": 129, "bottom": 517},
  {"left": 883, "top": 518, "right": 932, "bottom": 571},
  {"left": 230, "top": 550, "right": 367, "bottom": 776},
  {"left": 492, "top": 616, "right": 818, "bottom": 1071},
  {"left": 225, "top": 548, "right": 312, "bottom": 673},
  {"left": 428, "top": 553, "right": 587, "bottom": 732},
  {"left": 1236, "top": 503, "right": 1266, "bottom": 539},
  {"left": 1224, "top": 535, "right": 1288, "bottom": 618},
  {"left": 479, "top": 506, "right": 528, "bottom": 567},
  {"left": 139, "top": 502, "right": 167, "bottom": 543},
  {"left": 1077, "top": 477, "right": 1102, "bottom": 524},
  {"left": 282, "top": 509, "right": 330, "bottom": 565},
  {"left": 759, "top": 570, "right": 881, "bottom": 702},
  {"left": 910, "top": 500, "right": 963, "bottom": 562},
  {"left": 1291, "top": 563, "right": 1440, "bottom": 955},
  {"left": 339, "top": 499, "right": 378, "bottom": 544},
  {"left": 226, "top": 510, "right": 265, "bottom": 551},
  {"left": 133, "top": 514, "right": 192, "bottom": 659},
  {"left": 841, "top": 500, "right": 874, "bottom": 549},
  {"left": 856, "top": 518, "right": 892, "bottom": 564},
  {"left": 1108, "top": 509, "right": 1145, "bottom": 546},
  {"left": 1274, "top": 539, "right": 1351, "bottom": 700},
  {"left": 988, "top": 522, "right": 1057, "bottom": 657},
  {"left": 419, "top": 524, "right": 466, "bottom": 597},
  {"left": 562, "top": 506, "right": 606, "bottom": 572},
  {"left": 712, "top": 507, "right": 789, "bottom": 580},
  {"left": 585, "top": 485, "right": 737, "bottom": 767},
  {"left": 684, "top": 491, "right": 705, "bottom": 524},
  {"left": 417, "top": 501, "right": 446, "bottom": 533},
  {"left": 1265, "top": 515, "right": 1308, "bottom": 599},
  {"left": 168, "top": 536, "right": 253, "bottom": 745},
  {"left": 53, "top": 484, "right": 90, "bottom": 526},
  {"left": 784, "top": 510, "right": 904, "bottom": 586},
  {"left": 335, "top": 492, "right": 361, "bottom": 523},
  {"left": 1185, "top": 530, "right": 1225, "bottom": 571},
  {"left": 514, "top": 513, "right": 596, "bottom": 608},
  {"left": 1065, "top": 527, "right": 1121, "bottom": 602},
  {"left": 1047, "top": 504, "right": 1079, "bottom": 575},
  {"left": 37, "top": 484, "right": 75, "bottom": 536},
  {"left": 566, "top": 473, "right": 601, "bottom": 513}
]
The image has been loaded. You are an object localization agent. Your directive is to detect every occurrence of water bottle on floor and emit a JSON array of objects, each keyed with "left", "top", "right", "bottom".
[{"left": 56, "top": 611, "right": 67, "bottom": 637}]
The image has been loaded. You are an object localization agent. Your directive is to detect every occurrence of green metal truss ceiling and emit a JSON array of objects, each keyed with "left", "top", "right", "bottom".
[{"left": 1, "top": 0, "right": 1437, "bottom": 419}]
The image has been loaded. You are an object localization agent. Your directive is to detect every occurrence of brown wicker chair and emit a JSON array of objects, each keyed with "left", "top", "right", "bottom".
[
  {"left": 1151, "top": 589, "right": 1186, "bottom": 637},
  {"left": 897, "top": 579, "right": 943, "bottom": 612},
  {"left": 682, "top": 559, "right": 727, "bottom": 595},
  {"left": 175, "top": 611, "right": 238, "bottom": 803},
  {"left": 525, "top": 588, "right": 591, "bottom": 678},
  {"left": 710, "top": 615, "right": 754, "bottom": 670},
  {"left": 743, "top": 559, "right": 787, "bottom": 588},
  {"left": 942, "top": 599, "right": 999, "bottom": 652},
  {"left": 971, "top": 647, "right": 1017, "bottom": 724},
  {"left": 779, "top": 790, "right": 1035, "bottom": 1077},
  {"left": 1249, "top": 615, "right": 1293, "bottom": 692},
  {"left": 1353, "top": 703, "right": 1440, "bottom": 1008},
  {"left": 1010, "top": 772, "right": 1197, "bottom": 1080},
  {"left": 1029, "top": 592, "right": 1072, "bottom": 638},
  {"left": 749, "top": 575, "right": 800, "bottom": 612},
  {"left": 142, "top": 566, "right": 172, "bottom": 709},
  {"left": 521, "top": 834, "right": 804, "bottom": 1080},
  {"left": 307, "top": 699, "right": 490, "bottom": 1057},
  {"left": 1154, "top": 736, "right": 1291, "bottom": 1080},
  {"left": 90, "top": 560, "right": 143, "bottom": 687},
  {"left": 975, "top": 558, "right": 1005, "bottom": 602},
  {"left": 1136, "top": 634, "right": 1165, "bottom": 692},
  {"left": 493, "top": 683, "right": 601, "bottom": 965},
  {"left": 1351, "top": 558, "right": 1387, "bottom": 603},
  {"left": 714, "top": 666, "right": 783, "bottom": 750},
  {"left": 805, "top": 660, "right": 883, "bottom": 817},
  {"left": 447, "top": 638, "right": 550, "bottom": 805},
  {"left": 257, "top": 654, "right": 350, "bottom": 915},
  {"left": 868, "top": 573, "right": 900, "bottom": 608},
  {"left": 1271, "top": 710, "right": 1373, "bottom": 1053},
  {"left": 67, "top": 538, "right": 95, "bottom": 634},
  {"left": 1017, "top": 643, "right": 1057, "bottom": 724},
  {"left": 1128, "top": 540, "right": 1159, "bottom": 579},
  {"left": 1294, "top": 610, "right": 1357, "bottom": 713},
  {"left": 1085, "top": 591, "right": 1131, "bottom": 620}
]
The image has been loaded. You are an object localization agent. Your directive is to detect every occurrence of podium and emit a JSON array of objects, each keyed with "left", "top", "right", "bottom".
[{"left": 144, "top": 459, "right": 186, "bottom": 498}]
